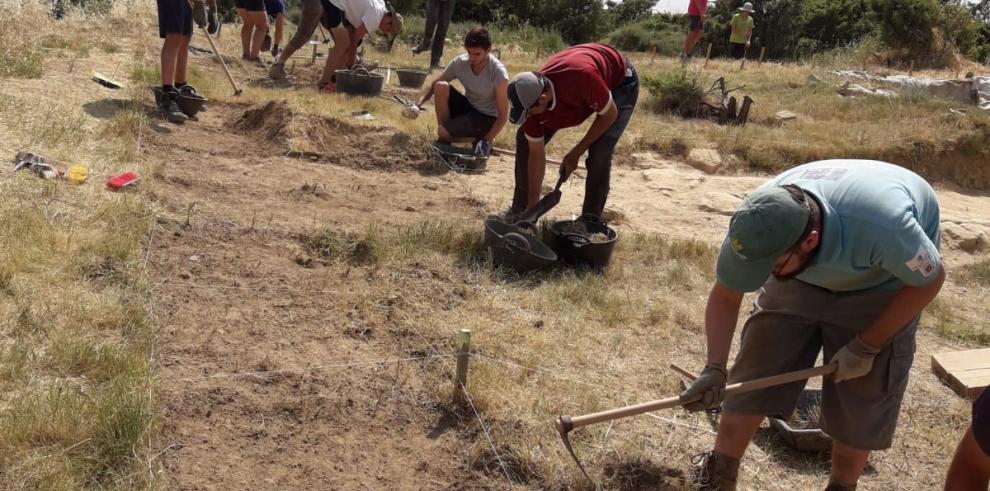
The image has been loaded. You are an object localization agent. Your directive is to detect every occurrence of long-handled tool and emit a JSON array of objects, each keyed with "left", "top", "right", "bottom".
[
  {"left": 556, "top": 363, "right": 836, "bottom": 484},
  {"left": 200, "top": 27, "right": 243, "bottom": 96}
]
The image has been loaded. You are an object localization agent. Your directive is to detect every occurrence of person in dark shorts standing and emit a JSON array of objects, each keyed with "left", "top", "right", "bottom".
[
  {"left": 269, "top": 0, "right": 325, "bottom": 79},
  {"left": 410, "top": 27, "right": 508, "bottom": 155},
  {"left": 411, "top": 0, "right": 455, "bottom": 69},
  {"left": 945, "top": 387, "right": 990, "bottom": 490},
  {"left": 681, "top": 0, "right": 712, "bottom": 62},
  {"left": 157, "top": 0, "right": 208, "bottom": 123},
  {"left": 504, "top": 43, "right": 638, "bottom": 220},
  {"left": 316, "top": 0, "right": 401, "bottom": 92},
  {"left": 262, "top": 0, "right": 286, "bottom": 56},
  {"left": 235, "top": 0, "right": 268, "bottom": 61},
  {"left": 681, "top": 160, "right": 944, "bottom": 491}
]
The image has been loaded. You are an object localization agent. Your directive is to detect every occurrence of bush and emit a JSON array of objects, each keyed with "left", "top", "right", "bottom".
[
  {"left": 608, "top": 21, "right": 683, "bottom": 54},
  {"left": 873, "top": 0, "right": 940, "bottom": 55},
  {"left": 642, "top": 71, "right": 704, "bottom": 116}
]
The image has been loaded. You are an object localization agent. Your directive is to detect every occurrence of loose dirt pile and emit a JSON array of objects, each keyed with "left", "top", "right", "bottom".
[{"left": 233, "top": 100, "right": 430, "bottom": 171}]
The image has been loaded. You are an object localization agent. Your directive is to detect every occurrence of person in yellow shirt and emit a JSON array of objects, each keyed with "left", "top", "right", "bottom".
[{"left": 729, "top": 2, "right": 754, "bottom": 59}]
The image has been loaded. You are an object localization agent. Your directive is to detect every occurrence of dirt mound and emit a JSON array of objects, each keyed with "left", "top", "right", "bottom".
[{"left": 232, "top": 100, "right": 431, "bottom": 171}]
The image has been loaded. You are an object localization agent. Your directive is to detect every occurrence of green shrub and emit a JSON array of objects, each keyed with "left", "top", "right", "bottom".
[
  {"left": 642, "top": 71, "right": 704, "bottom": 116},
  {"left": 607, "top": 22, "right": 683, "bottom": 54},
  {"left": 873, "top": 0, "right": 940, "bottom": 55}
]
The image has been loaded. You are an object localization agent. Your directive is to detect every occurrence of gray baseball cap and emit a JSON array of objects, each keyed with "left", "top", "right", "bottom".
[
  {"left": 508, "top": 72, "right": 546, "bottom": 125},
  {"left": 716, "top": 185, "right": 811, "bottom": 292}
]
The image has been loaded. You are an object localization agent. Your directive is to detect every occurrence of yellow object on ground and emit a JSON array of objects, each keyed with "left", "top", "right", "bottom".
[{"left": 66, "top": 165, "right": 88, "bottom": 184}]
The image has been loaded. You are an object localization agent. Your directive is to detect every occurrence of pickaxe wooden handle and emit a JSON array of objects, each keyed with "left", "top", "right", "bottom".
[
  {"left": 200, "top": 27, "right": 243, "bottom": 96},
  {"left": 556, "top": 363, "right": 836, "bottom": 483}
]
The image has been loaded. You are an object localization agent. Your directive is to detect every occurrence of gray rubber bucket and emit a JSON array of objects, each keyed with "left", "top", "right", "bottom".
[
  {"left": 335, "top": 67, "right": 385, "bottom": 97},
  {"left": 396, "top": 68, "right": 428, "bottom": 89},
  {"left": 483, "top": 218, "right": 557, "bottom": 273}
]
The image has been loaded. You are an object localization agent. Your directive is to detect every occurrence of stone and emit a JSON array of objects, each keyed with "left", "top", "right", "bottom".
[
  {"left": 698, "top": 192, "right": 742, "bottom": 216},
  {"left": 686, "top": 148, "right": 723, "bottom": 174},
  {"left": 774, "top": 110, "right": 798, "bottom": 122},
  {"left": 942, "top": 221, "right": 987, "bottom": 253}
]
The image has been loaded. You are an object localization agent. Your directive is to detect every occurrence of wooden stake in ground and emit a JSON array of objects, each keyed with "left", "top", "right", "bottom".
[
  {"left": 908, "top": 59, "right": 914, "bottom": 77},
  {"left": 703, "top": 43, "right": 713, "bottom": 68},
  {"left": 452, "top": 329, "right": 471, "bottom": 404},
  {"left": 650, "top": 46, "right": 657, "bottom": 64},
  {"left": 758, "top": 46, "right": 766, "bottom": 66}
]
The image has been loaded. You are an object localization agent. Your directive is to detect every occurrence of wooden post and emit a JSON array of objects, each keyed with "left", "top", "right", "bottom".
[
  {"left": 650, "top": 46, "right": 657, "bottom": 64},
  {"left": 810, "top": 52, "right": 817, "bottom": 68},
  {"left": 311, "top": 42, "right": 317, "bottom": 64},
  {"left": 703, "top": 43, "right": 713, "bottom": 68},
  {"left": 758, "top": 47, "right": 766, "bottom": 66},
  {"left": 534, "top": 46, "right": 540, "bottom": 62},
  {"left": 908, "top": 59, "right": 914, "bottom": 77},
  {"left": 452, "top": 329, "right": 471, "bottom": 404}
]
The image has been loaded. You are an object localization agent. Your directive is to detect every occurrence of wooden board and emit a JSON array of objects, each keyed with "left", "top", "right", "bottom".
[{"left": 932, "top": 348, "right": 990, "bottom": 399}]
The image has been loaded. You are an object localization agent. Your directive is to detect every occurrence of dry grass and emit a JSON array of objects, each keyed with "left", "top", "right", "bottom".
[{"left": 0, "top": 1, "right": 157, "bottom": 488}]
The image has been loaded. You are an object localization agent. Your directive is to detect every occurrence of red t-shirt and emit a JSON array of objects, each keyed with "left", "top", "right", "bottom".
[
  {"left": 687, "top": 0, "right": 708, "bottom": 16},
  {"left": 522, "top": 44, "right": 627, "bottom": 141}
]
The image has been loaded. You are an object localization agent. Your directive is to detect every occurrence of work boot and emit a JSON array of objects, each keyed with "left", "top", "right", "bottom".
[
  {"left": 269, "top": 61, "right": 287, "bottom": 80},
  {"left": 823, "top": 481, "right": 857, "bottom": 491},
  {"left": 159, "top": 91, "right": 188, "bottom": 124},
  {"left": 691, "top": 451, "right": 740, "bottom": 491}
]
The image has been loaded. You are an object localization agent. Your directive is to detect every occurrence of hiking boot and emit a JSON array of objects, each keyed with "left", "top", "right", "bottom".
[
  {"left": 691, "top": 451, "right": 740, "bottom": 491},
  {"left": 269, "top": 61, "right": 287, "bottom": 80},
  {"left": 159, "top": 91, "right": 188, "bottom": 124},
  {"left": 824, "top": 481, "right": 857, "bottom": 491}
]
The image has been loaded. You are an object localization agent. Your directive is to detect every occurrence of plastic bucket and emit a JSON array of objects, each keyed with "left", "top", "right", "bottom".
[
  {"left": 549, "top": 214, "right": 619, "bottom": 270},
  {"left": 335, "top": 68, "right": 385, "bottom": 97}
]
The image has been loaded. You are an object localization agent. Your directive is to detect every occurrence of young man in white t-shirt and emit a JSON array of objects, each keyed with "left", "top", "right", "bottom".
[
  {"left": 411, "top": 27, "right": 508, "bottom": 156},
  {"left": 317, "top": 0, "right": 402, "bottom": 92}
]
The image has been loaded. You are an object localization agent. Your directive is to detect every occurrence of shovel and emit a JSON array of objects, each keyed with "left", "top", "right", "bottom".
[
  {"left": 515, "top": 167, "right": 568, "bottom": 225},
  {"left": 556, "top": 363, "right": 836, "bottom": 484}
]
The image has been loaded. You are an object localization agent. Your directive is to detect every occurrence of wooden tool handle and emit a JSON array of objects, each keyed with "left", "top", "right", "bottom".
[
  {"left": 560, "top": 364, "right": 835, "bottom": 432},
  {"left": 201, "top": 27, "right": 242, "bottom": 96}
]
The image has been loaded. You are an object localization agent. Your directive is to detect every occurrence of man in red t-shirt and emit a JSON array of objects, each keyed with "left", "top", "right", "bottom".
[
  {"left": 682, "top": 0, "right": 713, "bottom": 61},
  {"left": 504, "top": 43, "right": 638, "bottom": 220}
]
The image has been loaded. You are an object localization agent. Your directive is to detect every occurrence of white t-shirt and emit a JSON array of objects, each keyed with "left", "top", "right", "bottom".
[
  {"left": 329, "top": 0, "right": 386, "bottom": 31},
  {"left": 440, "top": 54, "right": 509, "bottom": 117}
]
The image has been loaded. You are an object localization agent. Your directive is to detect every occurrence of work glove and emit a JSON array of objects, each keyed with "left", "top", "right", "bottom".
[
  {"left": 207, "top": 5, "right": 220, "bottom": 34},
  {"left": 680, "top": 364, "right": 728, "bottom": 411},
  {"left": 401, "top": 105, "right": 421, "bottom": 120},
  {"left": 474, "top": 139, "right": 491, "bottom": 158},
  {"left": 830, "top": 336, "right": 881, "bottom": 383},
  {"left": 191, "top": 0, "right": 207, "bottom": 29}
]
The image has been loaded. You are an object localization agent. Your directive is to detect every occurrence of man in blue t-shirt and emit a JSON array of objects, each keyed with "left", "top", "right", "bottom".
[{"left": 682, "top": 160, "right": 945, "bottom": 491}]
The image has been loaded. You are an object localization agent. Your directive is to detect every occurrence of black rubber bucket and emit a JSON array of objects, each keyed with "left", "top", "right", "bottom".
[
  {"left": 396, "top": 68, "right": 428, "bottom": 89},
  {"left": 549, "top": 214, "right": 618, "bottom": 270},
  {"left": 335, "top": 68, "right": 385, "bottom": 97},
  {"left": 483, "top": 218, "right": 557, "bottom": 273}
]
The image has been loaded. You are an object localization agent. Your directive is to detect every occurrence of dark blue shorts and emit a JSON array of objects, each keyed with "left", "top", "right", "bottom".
[
  {"left": 235, "top": 0, "right": 265, "bottom": 12},
  {"left": 689, "top": 15, "right": 703, "bottom": 32},
  {"left": 265, "top": 0, "right": 284, "bottom": 16},
  {"left": 157, "top": 0, "right": 193, "bottom": 38},
  {"left": 319, "top": 0, "right": 351, "bottom": 28},
  {"left": 975, "top": 387, "right": 990, "bottom": 456}
]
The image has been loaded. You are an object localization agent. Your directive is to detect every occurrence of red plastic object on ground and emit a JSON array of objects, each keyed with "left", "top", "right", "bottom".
[{"left": 107, "top": 171, "right": 140, "bottom": 189}]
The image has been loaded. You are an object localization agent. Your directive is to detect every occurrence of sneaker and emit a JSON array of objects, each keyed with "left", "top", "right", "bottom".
[
  {"left": 411, "top": 43, "right": 427, "bottom": 55},
  {"left": 679, "top": 52, "right": 692, "bottom": 65},
  {"left": 690, "top": 451, "right": 739, "bottom": 491},
  {"left": 159, "top": 91, "right": 188, "bottom": 124},
  {"left": 269, "top": 61, "right": 287, "bottom": 80}
]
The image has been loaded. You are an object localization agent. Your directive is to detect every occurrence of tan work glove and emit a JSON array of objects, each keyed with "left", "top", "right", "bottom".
[
  {"left": 191, "top": 0, "right": 207, "bottom": 29},
  {"left": 680, "top": 363, "right": 728, "bottom": 411},
  {"left": 831, "top": 336, "right": 881, "bottom": 383}
]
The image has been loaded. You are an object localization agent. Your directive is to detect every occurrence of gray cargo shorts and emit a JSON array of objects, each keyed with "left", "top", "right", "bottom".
[{"left": 722, "top": 278, "right": 918, "bottom": 450}]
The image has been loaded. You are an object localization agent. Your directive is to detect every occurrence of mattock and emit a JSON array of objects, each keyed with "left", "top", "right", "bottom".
[{"left": 555, "top": 363, "right": 836, "bottom": 486}]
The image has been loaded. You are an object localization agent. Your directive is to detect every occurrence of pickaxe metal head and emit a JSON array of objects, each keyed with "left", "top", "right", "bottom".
[{"left": 555, "top": 416, "right": 595, "bottom": 486}]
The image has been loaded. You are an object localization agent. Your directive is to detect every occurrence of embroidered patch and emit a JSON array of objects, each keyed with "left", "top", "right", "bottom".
[
  {"left": 905, "top": 245, "right": 936, "bottom": 277},
  {"left": 731, "top": 236, "right": 744, "bottom": 253},
  {"left": 799, "top": 168, "right": 848, "bottom": 181}
]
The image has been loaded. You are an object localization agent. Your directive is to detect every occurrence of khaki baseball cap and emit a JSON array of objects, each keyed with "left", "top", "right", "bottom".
[
  {"left": 508, "top": 72, "right": 545, "bottom": 125},
  {"left": 716, "top": 185, "right": 811, "bottom": 292}
]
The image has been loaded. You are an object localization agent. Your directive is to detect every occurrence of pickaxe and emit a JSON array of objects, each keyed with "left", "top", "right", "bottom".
[{"left": 555, "top": 363, "right": 836, "bottom": 484}]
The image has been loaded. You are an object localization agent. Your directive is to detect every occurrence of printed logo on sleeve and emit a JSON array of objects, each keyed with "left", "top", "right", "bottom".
[{"left": 905, "top": 245, "right": 936, "bottom": 277}]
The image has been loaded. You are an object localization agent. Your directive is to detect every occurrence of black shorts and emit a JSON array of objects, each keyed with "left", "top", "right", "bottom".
[
  {"left": 157, "top": 0, "right": 193, "bottom": 38},
  {"left": 975, "top": 387, "right": 990, "bottom": 456},
  {"left": 689, "top": 15, "right": 703, "bottom": 32},
  {"left": 235, "top": 0, "right": 265, "bottom": 12},
  {"left": 319, "top": 0, "right": 352, "bottom": 28},
  {"left": 730, "top": 42, "right": 746, "bottom": 59},
  {"left": 442, "top": 87, "right": 497, "bottom": 140}
]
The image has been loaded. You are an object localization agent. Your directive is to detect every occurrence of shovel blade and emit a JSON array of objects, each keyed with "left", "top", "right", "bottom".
[{"left": 517, "top": 190, "right": 561, "bottom": 224}]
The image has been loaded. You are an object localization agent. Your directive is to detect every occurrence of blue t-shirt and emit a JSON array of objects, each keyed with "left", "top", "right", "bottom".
[{"left": 758, "top": 160, "right": 941, "bottom": 292}]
